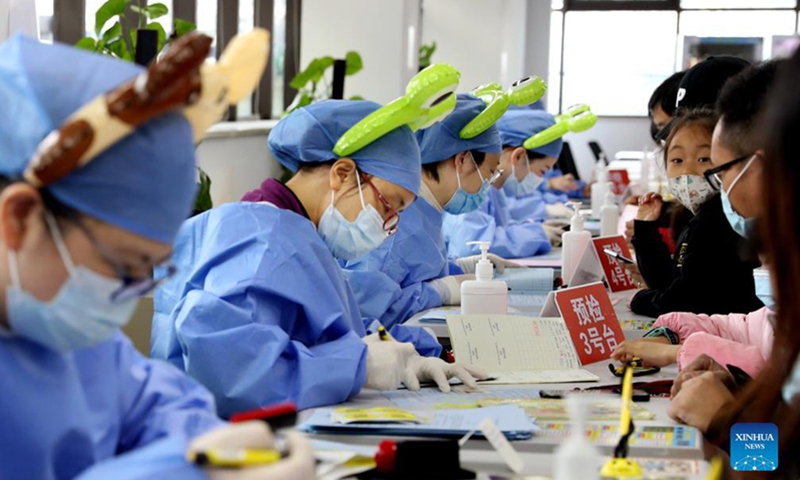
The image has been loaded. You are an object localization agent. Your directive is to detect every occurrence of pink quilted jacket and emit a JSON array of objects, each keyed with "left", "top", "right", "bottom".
[{"left": 653, "top": 307, "right": 774, "bottom": 377}]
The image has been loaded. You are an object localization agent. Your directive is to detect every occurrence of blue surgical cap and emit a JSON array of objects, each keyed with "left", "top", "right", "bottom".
[
  {"left": 0, "top": 35, "right": 197, "bottom": 243},
  {"left": 415, "top": 93, "right": 502, "bottom": 165},
  {"left": 269, "top": 100, "right": 421, "bottom": 195},
  {"left": 498, "top": 109, "right": 563, "bottom": 158}
]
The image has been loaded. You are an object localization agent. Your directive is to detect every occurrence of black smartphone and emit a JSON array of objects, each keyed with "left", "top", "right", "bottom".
[
  {"left": 611, "top": 387, "right": 651, "bottom": 402},
  {"left": 604, "top": 249, "right": 635, "bottom": 265},
  {"left": 608, "top": 362, "right": 661, "bottom": 377}
]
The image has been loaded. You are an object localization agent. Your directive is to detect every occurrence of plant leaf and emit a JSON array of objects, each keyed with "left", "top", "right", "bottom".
[
  {"left": 75, "top": 37, "right": 97, "bottom": 51},
  {"left": 146, "top": 22, "right": 168, "bottom": 51},
  {"left": 95, "top": 0, "right": 130, "bottom": 37},
  {"left": 145, "top": 3, "right": 169, "bottom": 20},
  {"left": 193, "top": 168, "right": 213, "bottom": 213},
  {"left": 101, "top": 21, "right": 122, "bottom": 43},
  {"left": 345, "top": 51, "right": 363, "bottom": 76},
  {"left": 309, "top": 56, "right": 334, "bottom": 84},
  {"left": 105, "top": 38, "right": 130, "bottom": 60},
  {"left": 349, "top": 95, "right": 365, "bottom": 101},
  {"left": 289, "top": 58, "right": 324, "bottom": 89},
  {"left": 174, "top": 18, "right": 196, "bottom": 37}
]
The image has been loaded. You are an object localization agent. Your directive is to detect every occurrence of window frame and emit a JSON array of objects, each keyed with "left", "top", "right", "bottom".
[{"left": 551, "top": 0, "right": 800, "bottom": 116}]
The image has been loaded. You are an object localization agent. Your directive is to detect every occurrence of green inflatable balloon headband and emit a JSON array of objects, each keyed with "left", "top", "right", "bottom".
[
  {"left": 333, "top": 63, "right": 461, "bottom": 157},
  {"left": 523, "top": 103, "right": 597, "bottom": 150},
  {"left": 459, "top": 76, "right": 547, "bottom": 140}
]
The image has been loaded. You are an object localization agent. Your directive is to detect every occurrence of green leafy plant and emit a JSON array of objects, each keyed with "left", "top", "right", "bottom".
[
  {"left": 194, "top": 168, "right": 213, "bottom": 215},
  {"left": 76, "top": 0, "right": 196, "bottom": 62},
  {"left": 76, "top": 1, "right": 213, "bottom": 215},
  {"left": 283, "top": 51, "right": 364, "bottom": 117},
  {"left": 419, "top": 41, "right": 437, "bottom": 69}
]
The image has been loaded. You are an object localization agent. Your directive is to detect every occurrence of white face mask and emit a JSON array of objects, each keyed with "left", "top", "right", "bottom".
[
  {"left": 7, "top": 213, "right": 138, "bottom": 352},
  {"left": 668, "top": 174, "right": 715, "bottom": 214},
  {"left": 318, "top": 174, "right": 387, "bottom": 261}
]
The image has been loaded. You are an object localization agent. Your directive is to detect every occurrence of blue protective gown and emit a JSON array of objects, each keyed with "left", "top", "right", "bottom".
[
  {"left": 152, "top": 202, "right": 441, "bottom": 418},
  {"left": 503, "top": 190, "right": 548, "bottom": 223},
  {"left": 0, "top": 330, "right": 222, "bottom": 480},
  {"left": 443, "top": 187, "right": 552, "bottom": 259},
  {"left": 342, "top": 195, "right": 461, "bottom": 329}
]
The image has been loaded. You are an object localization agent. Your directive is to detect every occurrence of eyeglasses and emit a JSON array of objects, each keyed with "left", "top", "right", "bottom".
[
  {"left": 66, "top": 217, "right": 177, "bottom": 303},
  {"left": 703, "top": 154, "right": 753, "bottom": 191},
  {"left": 360, "top": 173, "right": 400, "bottom": 235}
]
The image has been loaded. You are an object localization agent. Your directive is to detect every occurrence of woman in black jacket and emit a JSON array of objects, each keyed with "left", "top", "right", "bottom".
[{"left": 630, "top": 109, "right": 764, "bottom": 318}]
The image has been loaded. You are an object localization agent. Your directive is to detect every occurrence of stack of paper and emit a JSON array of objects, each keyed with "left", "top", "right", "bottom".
[
  {"left": 446, "top": 315, "right": 599, "bottom": 385},
  {"left": 299, "top": 405, "right": 536, "bottom": 441},
  {"left": 496, "top": 268, "right": 555, "bottom": 309}
]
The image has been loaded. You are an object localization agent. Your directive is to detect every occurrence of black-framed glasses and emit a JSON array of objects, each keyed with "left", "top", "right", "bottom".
[
  {"left": 703, "top": 154, "right": 753, "bottom": 191},
  {"left": 360, "top": 172, "right": 400, "bottom": 235},
  {"left": 66, "top": 217, "right": 177, "bottom": 303}
]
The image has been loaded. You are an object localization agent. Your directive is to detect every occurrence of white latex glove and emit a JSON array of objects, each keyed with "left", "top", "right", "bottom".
[
  {"left": 428, "top": 274, "right": 474, "bottom": 305},
  {"left": 363, "top": 334, "right": 417, "bottom": 390},
  {"left": 456, "top": 254, "right": 522, "bottom": 274},
  {"left": 543, "top": 223, "right": 565, "bottom": 247},
  {"left": 188, "top": 422, "right": 316, "bottom": 480},
  {"left": 545, "top": 202, "right": 574, "bottom": 219},
  {"left": 403, "top": 356, "right": 489, "bottom": 392}
]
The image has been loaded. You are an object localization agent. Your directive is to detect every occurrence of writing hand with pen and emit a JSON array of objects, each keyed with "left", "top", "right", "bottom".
[{"left": 363, "top": 326, "right": 488, "bottom": 392}]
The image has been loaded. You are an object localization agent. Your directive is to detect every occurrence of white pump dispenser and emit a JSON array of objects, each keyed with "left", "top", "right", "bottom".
[
  {"left": 554, "top": 395, "right": 603, "bottom": 480},
  {"left": 562, "top": 201, "right": 592, "bottom": 286},
  {"left": 460, "top": 241, "right": 508, "bottom": 315},
  {"left": 601, "top": 182, "right": 619, "bottom": 237},
  {"left": 591, "top": 159, "right": 608, "bottom": 219}
]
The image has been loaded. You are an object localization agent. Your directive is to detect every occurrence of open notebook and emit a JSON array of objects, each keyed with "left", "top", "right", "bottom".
[{"left": 446, "top": 315, "right": 599, "bottom": 385}]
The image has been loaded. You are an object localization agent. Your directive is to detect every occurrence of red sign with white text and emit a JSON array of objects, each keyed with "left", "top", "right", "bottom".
[
  {"left": 608, "top": 169, "right": 631, "bottom": 196},
  {"left": 555, "top": 282, "right": 624, "bottom": 365},
  {"left": 593, "top": 236, "right": 638, "bottom": 293}
]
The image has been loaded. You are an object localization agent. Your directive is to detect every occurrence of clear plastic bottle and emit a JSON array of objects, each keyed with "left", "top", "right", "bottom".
[
  {"left": 591, "top": 159, "right": 608, "bottom": 219},
  {"left": 460, "top": 242, "right": 508, "bottom": 315},
  {"left": 554, "top": 395, "right": 603, "bottom": 480},
  {"left": 562, "top": 202, "right": 592, "bottom": 286},
  {"left": 601, "top": 182, "right": 619, "bottom": 237}
]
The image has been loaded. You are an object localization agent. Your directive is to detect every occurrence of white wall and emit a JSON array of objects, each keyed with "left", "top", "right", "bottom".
[
  {"left": 301, "top": 0, "right": 421, "bottom": 104},
  {"left": 420, "top": 0, "right": 652, "bottom": 178},
  {"left": 196, "top": 130, "right": 278, "bottom": 205}
]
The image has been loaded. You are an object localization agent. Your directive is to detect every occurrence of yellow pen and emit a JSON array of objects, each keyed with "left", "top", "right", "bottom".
[
  {"left": 601, "top": 362, "right": 642, "bottom": 478},
  {"left": 378, "top": 326, "right": 393, "bottom": 341},
  {"left": 705, "top": 457, "right": 723, "bottom": 480},
  {"left": 619, "top": 362, "right": 634, "bottom": 437},
  {"left": 190, "top": 449, "right": 284, "bottom": 468}
]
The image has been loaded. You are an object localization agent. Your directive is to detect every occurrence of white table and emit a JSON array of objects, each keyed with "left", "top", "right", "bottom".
[{"left": 301, "top": 361, "right": 710, "bottom": 478}]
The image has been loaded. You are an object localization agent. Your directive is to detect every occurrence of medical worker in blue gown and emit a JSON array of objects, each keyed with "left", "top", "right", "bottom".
[
  {"left": 443, "top": 109, "right": 565, "bottom": 259},
  {"left": 341, "top": 94, "right": 523, "bottom": 328},
  {"left": 152, "top": 99, "right": 487, "bottom": 418},
  {"left": 499, "top": 109, "right": 574, "bottom": 222},
  {"left": 0, "top": 36, "right": 315, "bottom": 480}
]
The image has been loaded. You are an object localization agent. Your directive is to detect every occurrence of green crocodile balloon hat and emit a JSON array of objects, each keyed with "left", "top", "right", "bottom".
[
  {"left": 333, "top": 63, "right": 461, "bottom": 157},
  {"left": 459, "top": 75, "right": 547, "bottom": 140},
  {"left": 523, "top": 103, "right": 598, "bottom": 150}
]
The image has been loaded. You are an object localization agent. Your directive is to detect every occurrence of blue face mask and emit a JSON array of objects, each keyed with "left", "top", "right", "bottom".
[
  {"left": 721, "top": 155, "right": 757, "bottom": 238},
  {"left": 7, "top": 213, "right": 138, "bottom": 352},
  {"left": 318, "top": 174, "right": 388, "bottom": 261},
  {"left": 443, "top": 154, "right": 490, "bottom": 215},
  {"left": 504, "top": 162, "right": 545, "bottom": 198},
  {"left": 753, "top": 269, "right": 773, "bottom": 308}
]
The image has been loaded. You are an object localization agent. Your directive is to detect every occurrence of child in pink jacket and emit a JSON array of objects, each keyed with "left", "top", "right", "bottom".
[{"left": 612, "top": 307, "right": 774, "bottom": 378}]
